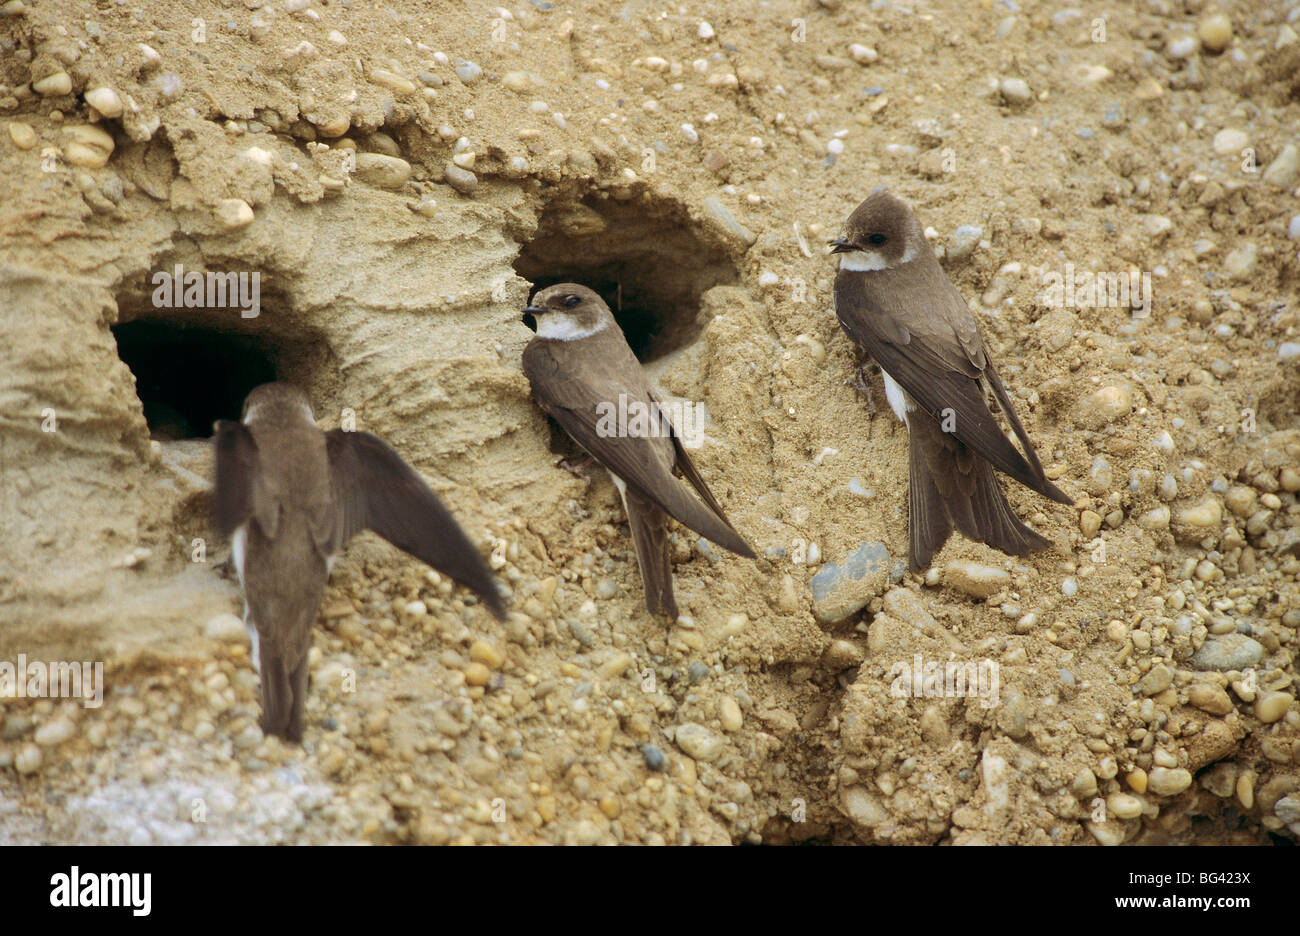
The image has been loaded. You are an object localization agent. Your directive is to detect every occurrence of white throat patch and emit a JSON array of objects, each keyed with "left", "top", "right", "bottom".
[
  {"left": 536, "top": 313, "right": 608, "bottom": 341},
  {"left": 837, "top": 242, "right": 921, "bottom": 271}
]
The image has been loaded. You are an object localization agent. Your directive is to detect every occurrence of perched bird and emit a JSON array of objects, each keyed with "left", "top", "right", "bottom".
[
  {"left": 520, "top": 283, "right": 755, "bottom": 618},
  {"left": 830, "top": 190, "right": 1073, "bottom": 572},
  {"left": 213, "top": 382, "right": 504, "bottom": 741}
]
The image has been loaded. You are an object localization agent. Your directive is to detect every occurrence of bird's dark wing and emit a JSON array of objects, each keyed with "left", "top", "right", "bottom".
[
  {"left": 213, "top": 419, "right": 281, "bottom": 538},
  {"left": 324, "top": 429, "right": 505, "bottom": 618},
  {"left": 523, "top": 338, "right": 755, "bottom": 558},
  {"left": 834, "top": 266, "right": 1071, "bottom": 504}
]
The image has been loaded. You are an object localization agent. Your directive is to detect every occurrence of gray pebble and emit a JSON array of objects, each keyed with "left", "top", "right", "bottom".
[
  {"left": 455, "top": 61, "right": 482, "bottom": 84},
  {"left": 443, "top": 163, "right": 477, "bottom": 195},
  {"left": 1190, "top": 633, "right": 1265, "bottom": 672},
  {"left": 640, "top": 743, "right": 666, "bottom": 771},
  {"left": 687, "top": 661, "right": 710, "bottom": 684}
]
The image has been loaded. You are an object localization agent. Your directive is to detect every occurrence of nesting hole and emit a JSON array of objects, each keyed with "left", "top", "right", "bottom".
[
  {"left": 513, "top": 189, "right": 740, "bottom": 362},
  {"left": 112, "top": 321, "right": 278, "bottom": 440},
  {"left": 111, "top": 266, "right": 333, "bottom": 440}
]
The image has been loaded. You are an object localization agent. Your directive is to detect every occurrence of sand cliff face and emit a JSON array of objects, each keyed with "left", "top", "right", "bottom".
[{"left": 1, "top": 0, "right": 1298, "bottom": 845}]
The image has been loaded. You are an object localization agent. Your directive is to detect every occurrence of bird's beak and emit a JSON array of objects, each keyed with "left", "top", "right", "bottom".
[
  {"left": 828, "top": 237, "right": 856, "bottom": 254},
  {"left": 521, "top": 306, "right": 541, "bottom": 331}
]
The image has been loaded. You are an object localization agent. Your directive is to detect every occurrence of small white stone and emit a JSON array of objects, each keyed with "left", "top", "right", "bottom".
[
  {"left": 85, "top": 86, "right": 123, "bottom": 119},
  {"left": 1212, "top": 128, "right": 1249, "bottom": 156},
  {"left": 34, "top": 718, "right": 76, "bottom": 748},
  {"left": 849, "top": 43, "right": 878, "bottom": 64},
  {"left": 214, "top": 198, "right": 254, "bottom": 230},
  {"left": 698, "top": 22, "right": 714, "bottom": 40}
]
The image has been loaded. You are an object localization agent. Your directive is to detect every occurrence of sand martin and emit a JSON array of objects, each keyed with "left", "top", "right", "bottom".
[
  {"left": 520, "top": 284, "right": 755, "bottom": 618},
  {"left": 213, "top": 382, "right": 504, "bottom": 741},
  {"left": 830, "top": 191, "right": 1073, "bottom": 572}
]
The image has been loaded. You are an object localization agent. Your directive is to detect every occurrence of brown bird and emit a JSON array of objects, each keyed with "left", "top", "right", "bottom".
[
  {"left": 213, "top": 382, "right": 504, "bottom": 742},
  {"left": 830, "top": 190, "right": 1072, "bottom": 572},
  {"left": 520, "top": 283, "right": 755, "bottom": 618}
]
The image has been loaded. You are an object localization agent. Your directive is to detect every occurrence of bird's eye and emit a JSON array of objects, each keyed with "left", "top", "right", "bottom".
[
  {"left": 867, "top": 233, "right": 887, "bottom": 246},
  {"left": 563, "top": 295, "right": 580, "bottom": 308}
]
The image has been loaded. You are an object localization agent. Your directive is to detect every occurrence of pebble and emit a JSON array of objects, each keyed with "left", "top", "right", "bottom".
[
  {"left": 464, "top": 662, "right": 491, "bottom": 687},
  {"left": 15, "top": 742, "right": 41, "bottom": 775},
  {"left": 455, "top": 61, "right": 483, "bottom": 84},
  {"left": 1167, "top": 34, "right": 1199, "bottom": 59},
  {"left": 1085, "top": 820, "right": 1127, "bottom": 847},
  {"left": 1137, "top": 664, "right": 1172, "bottom": 696},
  {"left": 443, "top": 163, "right": 477, "bottom": 195},
  {"left": 1127, "top": 769, "right": 1148, "bottom": 794},
  {"left": 849, "top": 43, "right": 878, "bottom": 64},
  {"left": 469, "top": 640, "right": 504, "bottom": 669},
  {"left": 1223, "top": 243, "right": 1257, "bottom": 281},
  {"left": 370, "top": 69, "right": 415, "bottom": 94},
  {"left": 1197, "top": 13, "right": 1233, "bottom": 52},
  {"left": 674, "top": 723, "right": 723, "bottom": 763},
  {"left": 501, "top": 71, "right": 531, "bottom": 92},
  {"left": 999, "top": 77, "right": 1031, "bottom": 104},
  {"left": 1280, "top": 342, "right": 1300, "bottom": 363},
  {"left": 640, "top": 744, "right": 666, "bottom": 771},
  {"left": 1212, "top": 128, "right": 1248, "bottom": 156},
  {"left": 353, "top": 153, "right": 411, "bottom": 190},
  {"left": 1178, "top": 499, "right": 1221, "bottom": 529},
  {"left": 85, "top": 86, "right": 123, "bottom": 119},
  {"left": 214, "top": 198, "right": 254, "bottom": 230},
  {"left": 809, "top": 541, "right": 890, "bottom": 623},
  {"left": 1263, "top": 144, "right": 1299, "bottom": 190},
  {"left": 1189, "top": 683, "right": 1234, "bottom": 715},
  {"left": 1275, "top": 795, "right": 1300, "bottom": 824},
  {"left": 1254, "top": 692, "right": 1292, "bottom": 724},
  {"left": 718, "top": 696, "right": 743, "bottom": 732},
  {"left": 8, "top": 121, "right": 36, "bottom": 149},
  {"left": 1147, "top": 767, "right": 1192, "bottom": 796},
  {"left": 1290, "top": 216, "right": 1300, "bottom": 240},
  {"left": 1190, "top": 633, "right": 1265, "bottom": 672},
  {"left": 1139, "top": 506, "right": 1171, "bottom": 531},
  {"left": 34, "top": 717, "right": 75, "bottom": 748},
  {"left": 63, "top": 124, "right": 114, "bottom": 168},
  {"left": 204, "top": 612, "right": 248, "bottom": 644},
  {"left": 1060, "top": 576, "right": 1079, "bottom": 598},
  {"left": 943, "top": 561, "right": 1009, "bottom": 599},
  {"left": 946, "top": 225, "right": 982, "bottom": 261},
  {"left": 1225, "top": 486, "right": 1257, "bottom": 518},
  {"left": 702, "top": 197, "right": 757, "bottom": 247},
  {"left": 841, "top": 786, "right": 886, "bottom": 828},
  {"left": 1108, "top": 792, "right": 1143, "bottom": 819},
  {"left": 33, "top": 70, "right": 72, "bottom": 96},
  {"left": 1080, "top": 385, "right": 1131, "bottom": 426}
]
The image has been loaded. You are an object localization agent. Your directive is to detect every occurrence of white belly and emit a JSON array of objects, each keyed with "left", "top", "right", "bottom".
[
  {"left": 881, "top": 370, "right": 912, "bottom": 426},
  {"left": 230, "top": 523, "right": 260, "bottom": 672}
]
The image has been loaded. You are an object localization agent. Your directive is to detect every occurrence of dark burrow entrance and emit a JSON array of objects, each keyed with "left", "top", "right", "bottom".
[
  {"left": 112, "top": 320, "right": 279, "bottom": 440},
  {"left": 513, "top": 188, "right": 740, "bottom": 362}
]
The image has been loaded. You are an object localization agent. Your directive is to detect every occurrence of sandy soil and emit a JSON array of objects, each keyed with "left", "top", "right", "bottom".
[{"left": 0, "top": 0, "right": 1297, "bottom": 845}]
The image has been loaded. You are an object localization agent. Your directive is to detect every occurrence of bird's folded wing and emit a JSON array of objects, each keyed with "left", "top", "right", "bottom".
[
  {"left": 324, "top": 429, "right": 505, "bottom": 618},
  {"left": 524, "top": 344, "right": 755, "bottom": 558},
  {"left": 834, "top": 274, "right": 1044, "bottom": 490}
]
